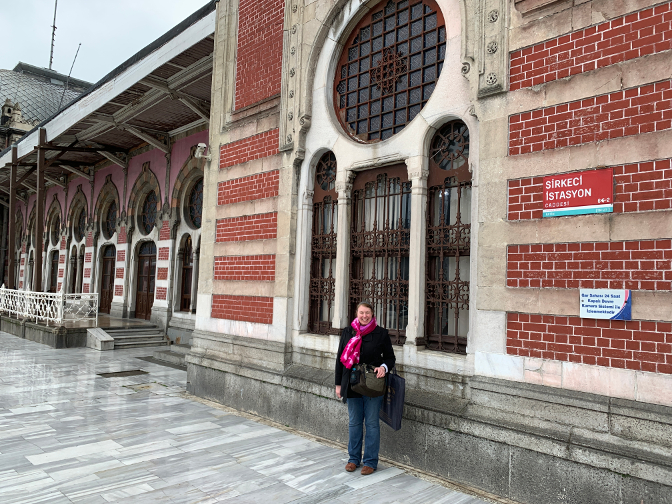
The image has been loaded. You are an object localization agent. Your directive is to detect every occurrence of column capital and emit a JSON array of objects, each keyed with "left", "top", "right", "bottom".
[
  {"left": 405, "top": 156, "right": 429, "bottom": 181},
  {"left": 303, "top": 190, "right": 314, "bottom": 206}
]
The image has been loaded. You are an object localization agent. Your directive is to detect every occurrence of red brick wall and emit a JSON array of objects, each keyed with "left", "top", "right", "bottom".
[
  {"left": 218, "top": 170, "right": 280, "bottom": 205},
  {"left": 510, "top": 2, "right": 672, "bottom": 91},
  {"left": 21, "top": 258, "right": 25, "bottom": 266},
  {"left": 235, "top": 0, "right": 284, "bottom": 109},
  {"left": 85, "top": 252, "right": 92, "bottom": 263},
  {"left": 117, "top": 227, "right": 127, "bottom": 245},
  {"left": 509, "top": 80, "right": 672, "bottom": 155},
  {"left": 117, "top": 250, "right": 125, "bottom": 262},
  {"left": 59, "top": 255, "right": 65, "bottom": 264},
  {"left": 216, "top": 213, "right": 278, "bottom": 242},
  {"left": 58, "top": 269, "right": 64, "bottom": 278},
  {"left": 83, "top": 283, "right": 89, "bottom": 293},
  {"left": 84, "top": 268, "right": 91, "bottom": 279},
  {"left": 507, "top": 313, "right": 672, "bottom": 374},
  {"left": 60, "top": 237, "right": 66, "bottom": 250},
  {"left": 507, "top": 240, "right": 672, "bottom": 290},
  {"left": 86, "top": 232, "right": 93, "bottom": 247},
  {"left": 219, "top": 130, "right": 280, "bottom": 169},
  {"left": 211, "top": 294, "right": 273, "bottom": 324},
  {"left": 57, "top": 282, "right": 62, "bottom": 291},
  {"left": 214, "top": 255, "right": 276, "bottom": 281},
  {"left": 159, "top": 221, "right": 171, "bottom": 241},
  {"left": 508, "top": 160, "right": 672, "bottom": 220},
  {"left": 115, "top": 285, "right": 123, "bottom": 296},
  {"left": 156, "top": 287, "right": 167, "bottom": 300},
  {"left": 157, "top": 267, "right": 168, "bottom": 280},
  {"left": 158, "top": 247, "right": 169, "bottom": 261},
  {"left": 116, "top": 268, "right": 124, "bottom": 279}
]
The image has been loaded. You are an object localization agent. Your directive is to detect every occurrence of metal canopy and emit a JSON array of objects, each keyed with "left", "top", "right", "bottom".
[{"left": 0, "top": 4, "right": 216, "bottom": 197}]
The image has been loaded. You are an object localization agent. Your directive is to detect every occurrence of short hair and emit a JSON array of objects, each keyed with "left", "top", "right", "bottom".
[{"left": 356, "top": 302, "right": 374, "bottom": 313}]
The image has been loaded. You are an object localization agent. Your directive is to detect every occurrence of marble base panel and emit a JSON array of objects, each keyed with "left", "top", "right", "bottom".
[{"left": 186, "top": 356, "right": 672, "bottom": 504}]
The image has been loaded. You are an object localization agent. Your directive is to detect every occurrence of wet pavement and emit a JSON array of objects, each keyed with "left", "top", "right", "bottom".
[{"left": 0, "top": 332, "right": 491, "bottom": 504}]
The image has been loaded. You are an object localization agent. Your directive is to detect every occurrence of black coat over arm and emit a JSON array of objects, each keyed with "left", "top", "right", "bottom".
[{"left": 334, "top": 325, "right": 396, "bottom": 403}]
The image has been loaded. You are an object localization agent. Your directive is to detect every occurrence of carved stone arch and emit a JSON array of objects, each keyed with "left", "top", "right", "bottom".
[
  {"left": 171, "top": 146, "right": 206, "bottom": 210},
  {"left": 26, "top": 206, "right": 36, "bottom": 245},
  {"left": 45, "top": 194, "right": 62, "bottom": 228},
  {"left": 94, "top": 175, "right": 121, "bottom": 225},
  {"left": 14, "top": 208, "right": 24, "bottom": 247},
  {"left": 290, "top": 0, "right": 475, "bottom": 155},
  {"left": 67, "top": 185, "right": 88, "bottom": 227},
  {"left": 128, "top": 162, "right": 162, "bottom": 218}
]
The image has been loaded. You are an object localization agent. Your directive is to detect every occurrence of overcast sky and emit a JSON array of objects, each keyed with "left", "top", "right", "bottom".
[{"left": 0, "top": 0, "right": 211, "bottom": 84}]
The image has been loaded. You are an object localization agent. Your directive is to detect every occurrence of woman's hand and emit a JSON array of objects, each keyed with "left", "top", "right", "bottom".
[
  {"left": 373, "top": 366, "right": 386, "bottom": 378},
  {"left": 335, "top": 385, "right": 342, "bottom": 399}
]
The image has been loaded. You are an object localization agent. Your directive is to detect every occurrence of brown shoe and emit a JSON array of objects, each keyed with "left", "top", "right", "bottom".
[
  {"left": 345, "top": 462, "right": 357, "bottom": 472},
  {"left": 361, "top": 466, "right": 375, "bottom": 475}
]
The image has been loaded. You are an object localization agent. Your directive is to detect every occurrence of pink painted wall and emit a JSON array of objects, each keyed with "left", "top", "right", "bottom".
[
  {"left": 44, "top": 186, "right": 65, "bottom": 224},
  {"left": 65, "top": 177, "right": 90, "bottom": 218},
  {"left": 126, "top": 149, "right": 167, "bottom": 210},
  {"left": 93, "top": 164, "right": 125, "bottom": 218},
  {"left": 170, "top": 130, "right": 209, "bottom": 198}
]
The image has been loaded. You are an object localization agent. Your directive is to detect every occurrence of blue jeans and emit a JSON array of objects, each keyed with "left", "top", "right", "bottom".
[{"left": 347, "top": 395, "right": 383, "bottom": 469}]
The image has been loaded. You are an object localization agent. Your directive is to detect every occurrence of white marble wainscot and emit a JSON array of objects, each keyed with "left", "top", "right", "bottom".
[{"left": 0, "top": 331, "right": 488, "bottom": 504}]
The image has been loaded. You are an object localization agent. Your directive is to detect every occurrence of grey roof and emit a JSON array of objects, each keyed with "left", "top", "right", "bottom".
[{"left": 0, "top": 69, "right": 86, "bottom": 125}]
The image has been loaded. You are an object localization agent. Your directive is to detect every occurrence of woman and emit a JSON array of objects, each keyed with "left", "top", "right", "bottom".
[{"left": 335, "top": 302, "right": 396, "bottom": 475}]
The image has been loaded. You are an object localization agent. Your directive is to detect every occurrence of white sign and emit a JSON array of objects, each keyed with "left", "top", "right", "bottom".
[{"left": 580, "top": 289, "right": 631, "bottom": 320}]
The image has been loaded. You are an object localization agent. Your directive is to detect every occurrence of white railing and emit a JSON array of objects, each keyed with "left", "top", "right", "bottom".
[{"left": 0, "top": 285, "right": 99, "bottom": 326}]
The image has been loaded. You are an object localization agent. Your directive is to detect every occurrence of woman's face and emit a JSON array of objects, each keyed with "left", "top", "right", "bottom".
[{"left": 357, "top": 306, "right": 373, "bottom": 325}]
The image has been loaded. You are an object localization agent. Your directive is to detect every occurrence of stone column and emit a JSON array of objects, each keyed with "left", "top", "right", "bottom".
[
  {"left": 405, "top": 156, "right": 429, "bottom": 346},
  {"left": 294, "top": 189, "right": 313, "bottom": 332},
  {"left": 174, "top": 248, "right": 184, "bottom": 313},
  {"left": 332, "top": 172, "right": 354, "bottom": 330},
  {"left": 190, "top": 248, "right": 199, "bottom": 314}
]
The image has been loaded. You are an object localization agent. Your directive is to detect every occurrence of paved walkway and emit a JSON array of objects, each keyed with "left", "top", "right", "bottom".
[{"left": 0, "top": 332, "right": 491, "bottom": 504}]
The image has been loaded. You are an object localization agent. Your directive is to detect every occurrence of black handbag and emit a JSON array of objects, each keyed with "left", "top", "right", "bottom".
[
  {"left": 350, "top": 363, "right": 386, "bottom": 397},
  {"left": 379, "top": 368, "right": 405, "bottom": 430}
]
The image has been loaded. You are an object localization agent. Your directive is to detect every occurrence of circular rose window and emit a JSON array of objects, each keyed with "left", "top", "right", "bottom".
[{"left": 334, "top": 0, "right": 446, "bottom": 142}]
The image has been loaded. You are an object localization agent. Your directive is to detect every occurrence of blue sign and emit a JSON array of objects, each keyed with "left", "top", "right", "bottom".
[{"left": 580, "top": 289, "right": 631, "bottom": 320}]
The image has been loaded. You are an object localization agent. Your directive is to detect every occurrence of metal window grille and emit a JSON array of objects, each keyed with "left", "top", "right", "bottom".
[
  {"left": 140, "top": 192, "right": 158, "bottom": 235},
  {"left": 105, "top": 202, "right": 117, "bottom": 239},
  {"left": 188, "top": 179, "right": 203, "bottom": 229},
  {"left": 350, "top": 166, "right": 411, "bottom": 345},
  {"left": 181, "top": 235, "right": 193, "bottom": 312},
  {"left": 334, "top": 0, "right": 446, "bottom": 142},
  {"left": 423, "top": 120, "right": 471, "bottom": 353},
  {"left": 309, "top": 152, "right": 338, "bottom": 335}
]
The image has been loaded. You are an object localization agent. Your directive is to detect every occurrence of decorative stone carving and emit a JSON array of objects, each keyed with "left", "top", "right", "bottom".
[
  {"left": 486, "top": 73, "right": 498, "bottom": 85},
  {"left": 487, "top": 41, "right": 498, "bottom": 54},
  {"left": 488, "top": 9, "right": 499, "bottom": 22},
  {"left": 461, "top": 62, "right": 471, "bottom": 75},
  {"left": 476, "top": 0, "right": 507, "bottom": 96}
]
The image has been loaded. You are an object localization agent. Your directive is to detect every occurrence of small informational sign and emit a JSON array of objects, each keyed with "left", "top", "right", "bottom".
[
  {"left": 543, "top": 168, "right": 613, "bottom": 217},
  {"left": 580, "top": 289, "right": 632, "bottom": 320}
]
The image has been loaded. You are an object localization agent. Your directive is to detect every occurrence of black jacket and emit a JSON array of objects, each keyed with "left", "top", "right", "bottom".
[{"left": 334, "top": 325, "right": 396, "bottom": 403}]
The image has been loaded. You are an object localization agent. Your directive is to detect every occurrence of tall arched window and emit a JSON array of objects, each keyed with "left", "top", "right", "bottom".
[
  {"left": 180, "top": 235, "right": 193, "bottom": 312},
  {"left": 423, "top": 120, "right": 471, "bottom": 353},
  {"left": 350, "top": 165, "right": 411, "bottom": 345},
  {"left": 75, "top": 209, "right": 86, "bottom": 242},
  {"left": 309, "top": 152, "right": 338, "bottom": 334},
  {"left": 187, "top": 179, "right": 203, "bottom": 229},
  {"left": 140, "top": 191, "right": 158, "bottom": 235},
  {"left": 334, "top": 0, "right": 446, "bottom": 142},
  {"left": 104, "top": 202, "right": 117, "bottom": 239},
  {"left": 51, "top": 216, "right": 60, "bottom": 246}
]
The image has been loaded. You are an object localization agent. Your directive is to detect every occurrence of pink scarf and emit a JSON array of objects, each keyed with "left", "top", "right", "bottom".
[{"left": 340, "top": 316, "right": 377, "bottom": 369}]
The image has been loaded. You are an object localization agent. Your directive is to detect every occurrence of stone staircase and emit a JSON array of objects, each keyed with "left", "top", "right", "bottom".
[
  {"left": 152, "top": 343, "right": 190, "bottom": 368},
  {"left": 105, "top": 324, "right": 169, "bottom": 349}
]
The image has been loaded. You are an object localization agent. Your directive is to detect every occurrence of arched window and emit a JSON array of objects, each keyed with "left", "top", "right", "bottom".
[
  {"left": 104, "top": 202, "right": 117, "bottom": 239},
  {"left": 309, "top": 152, "right": 338, "bottom": 334},
  {"left": 75, "top": 209, "right": 86, "bottom": 242},
  {"left": 423, "top": 120, "right": 471, "bottom": 353},
  {"left": 180, "top": 236, "right": 193, "bottom": 312},
  {"left": 350, "top": 166, "right": 411, "bottom": 345},
  {"left": 51, "top": 216, "right": 60, "bottom": 246},
  {"left": 334, "top": 0, "right": 446, "bottom": 142},
  {"left": 140, "top": 191, "right": 158, "bottom": 235},
  {"left": 187, "top": 179, "right": 203, "bottom": 229}
]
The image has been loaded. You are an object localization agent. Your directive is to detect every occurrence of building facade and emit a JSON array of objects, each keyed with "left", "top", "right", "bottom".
[
  {"left": 2, "top": 0, "right": 672, "bottom": 502},
  {"left": 189, "top": 0, "right": 672, "bottom": 502}
]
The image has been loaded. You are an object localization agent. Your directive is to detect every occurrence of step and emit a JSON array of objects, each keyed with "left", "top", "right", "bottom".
[
  {"left": 170, "top": 344, "right": 191, "bottom": 355},
  {"left": 105, "top": 327, "right": 159, "bottom": 334},
  {"left": 107, "top": 331, "right": 165, "bottom": 338},
  {"left": 114, "top": 340, "right": 168, "bottom": 349},
  {"left": 112, "top": 335, "right": 165, "bottom": 342},
  {"left": 152, "top": 350, "right": 187, "bottom": 367}
]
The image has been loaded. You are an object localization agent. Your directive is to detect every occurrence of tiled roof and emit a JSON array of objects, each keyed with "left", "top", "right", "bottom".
[{"left": 0, "top": 69, "right": 84, "bottom": 125}]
